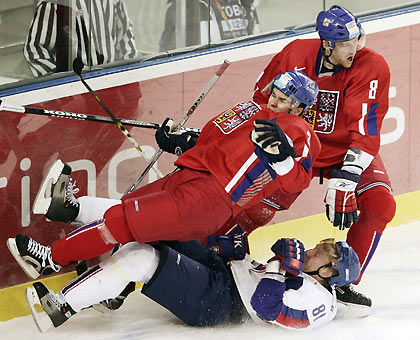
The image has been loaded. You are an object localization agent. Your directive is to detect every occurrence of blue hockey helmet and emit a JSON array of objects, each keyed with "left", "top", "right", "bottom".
[
  {"left": 271, "top": 70, "right": 319, "bottom": 112},
  {"left": 328, "top": 241, "right": 361, "bottom": 287},
  {"left": 316, "top": 5, "right": 365, "bottom": 50}
]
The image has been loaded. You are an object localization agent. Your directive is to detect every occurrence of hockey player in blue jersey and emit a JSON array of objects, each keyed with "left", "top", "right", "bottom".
[{"left": 26, "top": 236, "right": 360, "bottom": 332}]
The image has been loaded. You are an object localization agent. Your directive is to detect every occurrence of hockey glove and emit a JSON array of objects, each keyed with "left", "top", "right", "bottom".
[
  {"left": 250, "top": 119, "right": 296, "bottom": 163},
  {"left": 325, "top": 169, "right": 360, "bottom": 230},
  {"left": 267, "top": 238, "right": 305, "bottom": 277},
  {"left": 155, "top": 118, "right": 199, "bottom": 156},
  {"left": 206, "top": 225, "right": 248, "bottom": 261}
]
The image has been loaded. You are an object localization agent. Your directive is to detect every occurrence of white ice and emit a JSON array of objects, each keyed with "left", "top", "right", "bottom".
[{"left": 1, "top": 220, "right": 420, "bottom": 340}]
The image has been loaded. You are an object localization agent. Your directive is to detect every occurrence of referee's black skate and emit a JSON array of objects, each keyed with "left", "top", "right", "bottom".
[
  {"left": 335, "top": 284, "right": 372, "bottom": 317},
  {"left": 26, "top": 282, "right": 76, "bottom": 332},
  {"left": 33, "top": 159, "right": 80, "bottom": 223},
  {"left": 6, "top": 235, "right": 61, "bottom": 279}
]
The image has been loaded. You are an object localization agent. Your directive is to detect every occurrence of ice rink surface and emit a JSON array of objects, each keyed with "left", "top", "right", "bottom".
[{"left": 1, "top": 220, "right": 420, "bottom": 340}]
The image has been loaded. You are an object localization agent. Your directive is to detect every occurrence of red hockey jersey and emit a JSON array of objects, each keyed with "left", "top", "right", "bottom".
[
  {"left": 175, "top": 101, "right": 321, "bottom": 214},
  {"left": 253, "top": 39, "right": 390, "bottom": 168}
]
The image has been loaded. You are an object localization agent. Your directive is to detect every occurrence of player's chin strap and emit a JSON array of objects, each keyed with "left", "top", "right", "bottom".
[
  {"left": 323, "top": 54, "right": 339, "bottom": 72},
  {"left": 304, "top": 263, "right": 337, "bottom": 281},
  {"left": 320, "top": 44, "right": 340, "bottom": 72}
]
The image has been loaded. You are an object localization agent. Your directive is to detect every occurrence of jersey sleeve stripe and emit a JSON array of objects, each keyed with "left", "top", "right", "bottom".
[
  {"left": 275, "top": 305, "right": 310, "bottom": 328},
  {"left": 224, "top": 153, "right": 258, "bottom": 193},
  {"left": 300, "top": 156, "right": 313, "bottom": 173},
  {"left": 366, "top": 102, "right": 379, "bottom": 136},
  {"left": 230, "top": 159, "right": 273, "bottom": 203}
]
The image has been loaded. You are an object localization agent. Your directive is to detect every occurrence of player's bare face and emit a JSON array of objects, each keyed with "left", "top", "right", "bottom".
[
  {"left": 329, "top": 38, "right": 359, "bottom": 68},
  {"left": 267, "top": 88, "right": 293, "bottom": 113},
  {"left": 303, "top": 243, "right": 336, "bottom": 273}
]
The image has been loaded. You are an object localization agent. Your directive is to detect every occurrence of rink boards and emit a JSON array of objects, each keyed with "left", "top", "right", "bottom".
[{"left": 1, "top": 7, "right": 420, "bottom": 321}]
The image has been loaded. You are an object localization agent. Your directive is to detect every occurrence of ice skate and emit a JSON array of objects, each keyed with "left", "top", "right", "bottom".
[
  {"left": 99, "top": 281, "right": 136, "bottom": 311},
  {"left": 26, "top": 282, "right": 75, "bottom": 332},
  {"left": 335, "top": 284, "right": 372, "bottom": 317},
  {"left": 6, "top": 235, "right": 61, "bottom": 279},
  {"left": 33, "top": 159, "right": 80, "bottom": 223}
]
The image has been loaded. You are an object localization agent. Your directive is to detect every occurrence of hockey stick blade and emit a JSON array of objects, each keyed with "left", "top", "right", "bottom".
[{"left": 72, "top": 57, "right": 84, "bottom": 77}]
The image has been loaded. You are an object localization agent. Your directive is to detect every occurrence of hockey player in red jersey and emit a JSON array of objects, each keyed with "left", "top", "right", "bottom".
[
  {"left": 7, "top": 71, "right": 321, "bottom": 280},
  {"left": 252, "top": 5, "right": 396, "bottom": 309}
]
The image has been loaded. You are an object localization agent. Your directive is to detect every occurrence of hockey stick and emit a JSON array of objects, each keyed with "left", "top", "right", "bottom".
[
  {"left": 0, "top": 100, "right": 200, "bottom": 134},
  {"left": 72, "top": 57, "right": 163, "bottom": 178},
  {"left": 124, "top": 59, "right": 231, "bottom": 195}
]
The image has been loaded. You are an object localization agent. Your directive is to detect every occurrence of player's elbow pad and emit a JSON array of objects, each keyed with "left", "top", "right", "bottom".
[{"left": 250, "top": 278, "right": 286, "bottom": 321}]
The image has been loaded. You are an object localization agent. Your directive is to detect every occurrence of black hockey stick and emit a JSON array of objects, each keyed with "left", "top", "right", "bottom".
[
  {"left": 124, "top": 59, "right": 231, "bottom": 195},
  {"left": 0, "top": 100, "right": 201, "bottom": 134},
  {"left": 72, "top": 57, "right": 163, "bottom": 178},
  {"left": 73, "top": 58, "right": 145, "bottom": 152}
]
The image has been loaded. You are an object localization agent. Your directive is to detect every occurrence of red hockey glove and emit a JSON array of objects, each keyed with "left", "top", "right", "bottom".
[
  {"left": 267, "top": 238, "right": 305, "bottom": 277},
  {"left": 325, "top": 169, "right": 360, "bottom": 230}
]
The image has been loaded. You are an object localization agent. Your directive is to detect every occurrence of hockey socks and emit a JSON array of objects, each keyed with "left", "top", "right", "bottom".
[
  {"left": 347, "top": 186, "right": 396, "bottom": 284},
  {"left": 62, "top": 243, "right": 159, "bottom": 312},
  {"left": 51, "top": 204, "right": 135, "bottom": 265},
  {"left": 77, "top": 196, "right": 121, "bottom": 225}
]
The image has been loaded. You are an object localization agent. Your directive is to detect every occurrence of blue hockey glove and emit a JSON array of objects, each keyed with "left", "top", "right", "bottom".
[
  {"left": 268, "top": 238, "right": 305, "bottom": 277},
  {"left": 155, "top": 118, "right": 198, "bottom": 156},
  {"left": 250, "top": 119, "right": 296, "bottom": 163},
  {"left": 325, "top": 169, "right": 360, "bottom": 230},
  {"left": 206, "top": 225, "right": 248, "bottom": 261}
]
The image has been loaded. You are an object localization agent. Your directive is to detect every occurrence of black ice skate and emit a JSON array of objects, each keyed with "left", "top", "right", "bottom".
[
  {"left": 26, "top": 282, "right": 76, "bottom": 332},
  {"left": 99, "top": 281, "right": 136, "bottom": 311},
  {"left": 335, "top": 284, "right": 372, "bottom": 317},
  {"left": 6, "top": 235, "right": 61, "bottom": 279},
  {"left": 32, "top": 159, "right": 79, "bottom": 223}
]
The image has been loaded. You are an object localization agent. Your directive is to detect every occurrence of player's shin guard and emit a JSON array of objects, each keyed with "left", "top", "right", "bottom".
[
  {"left": 51, "top": 204, "right": 135, "bottom": 265},
  {"left": 347, "top": 186, "right": 396, "bottom": 284}
]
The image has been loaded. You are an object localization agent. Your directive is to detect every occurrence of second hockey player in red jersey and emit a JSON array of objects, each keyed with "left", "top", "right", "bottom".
[
  {"left": 252, "top": 5, "right": 396, "bottom": 310},
  {"left": 7, "top": 70, "right": 321, "bottom": 282}
]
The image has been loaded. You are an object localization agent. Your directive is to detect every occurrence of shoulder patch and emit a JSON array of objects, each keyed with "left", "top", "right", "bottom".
[
  {"left": 303, "top": 90, "right": 339, "bottom": 134},
  {"left": 213, "top": 102, "right": 260, "bottom": 134}
]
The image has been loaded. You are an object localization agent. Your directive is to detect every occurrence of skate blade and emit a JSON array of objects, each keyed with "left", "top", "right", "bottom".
[
  {"left": 26, "top": 286, "right": 53, "bottom": 333},
  {"left": 6, "top": 238, "right": 40, "bottom": 280},
  {"left": 92, "top": 303, "right": 110, "bottom": 314},
  {"left": 33, "top": 159, "right": 65, "bottom": 214},
  {"left": 337, "top": 300, "right": 371, "bottom": 318}
]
